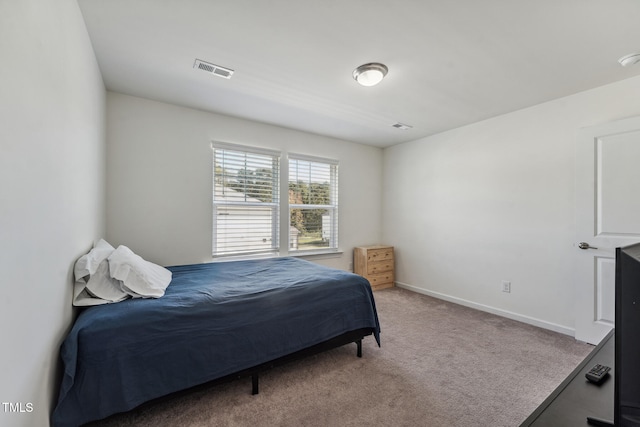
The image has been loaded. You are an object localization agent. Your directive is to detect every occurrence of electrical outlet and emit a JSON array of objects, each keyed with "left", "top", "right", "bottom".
[{"left": 502, "top": 281, "right": 511, "bottom": 293}]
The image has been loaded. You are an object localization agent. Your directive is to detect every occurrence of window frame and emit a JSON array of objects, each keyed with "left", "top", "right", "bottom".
[
  {"left": 211, "top": 142, "right": 340, "bottom": 259},
  {"left": 212, "top": 141, "right": 281, "bottom": 258},
  {"left": 287, "top": 153, "right": 339, "bottom": 255}
]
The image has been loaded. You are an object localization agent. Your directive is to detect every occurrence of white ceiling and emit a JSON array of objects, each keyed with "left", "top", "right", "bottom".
[{"left": 78, "top": 0, "right": 640, "bottom": 148}]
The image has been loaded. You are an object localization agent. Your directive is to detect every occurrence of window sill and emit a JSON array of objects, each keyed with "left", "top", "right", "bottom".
[
  {"left": 212, "top": 249, "right": 344, "bottom": 263},
  {"left": 288, "top": 249, "right": 344, "bottom": 260}
]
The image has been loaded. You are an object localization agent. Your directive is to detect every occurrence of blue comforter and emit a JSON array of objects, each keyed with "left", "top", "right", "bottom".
[{"left": 52, "top": 257, "right": 380, "bottom": 427}]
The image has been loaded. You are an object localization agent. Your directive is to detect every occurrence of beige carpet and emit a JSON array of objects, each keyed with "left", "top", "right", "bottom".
[{"left": 87, "top": 287, "right": 592, "bottom": 427}]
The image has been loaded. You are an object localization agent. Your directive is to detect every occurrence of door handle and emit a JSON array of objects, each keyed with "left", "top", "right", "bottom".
[{"left": 578, "top": 242, "right": 598, "bottom": 250}]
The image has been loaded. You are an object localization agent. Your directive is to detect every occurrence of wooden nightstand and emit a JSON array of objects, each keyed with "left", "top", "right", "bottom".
[{"left": 353, "top": 245, "right": 395, "bottom": 291}]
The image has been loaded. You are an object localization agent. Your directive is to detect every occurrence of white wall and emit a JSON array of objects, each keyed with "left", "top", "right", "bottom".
[
  {"left": 106, "top": 93, "right": 383, "bottom": 270},
  {"left": 0, "top": 1, "right": 106, "bottom": 426},
  {"left": 382, "top": 75, "right": 640, "bottom": 335}
]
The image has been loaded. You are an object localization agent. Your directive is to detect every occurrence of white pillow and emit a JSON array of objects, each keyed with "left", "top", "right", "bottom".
[
  {"left": 85, "top": 260, "right": 129, "bottom": 302},
  {"left": 73, "top": 283, "right": 110, "bottom": 306},
  {"left": 108, "top": 245, "right": 172, "bottom": 298},
  {"left": 73, "top": 239, "right": 129, "bottom": 306},
  {"left": 74, "top": 239, "right": 114, "bottom": 282}
]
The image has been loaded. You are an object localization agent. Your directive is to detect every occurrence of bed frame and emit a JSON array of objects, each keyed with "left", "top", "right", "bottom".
[
  {"left": 88, "top": 328, "right": 374, "bottom": 425},
  {"left": 222, "top": 328, "right": 373, "bottom": 395}
]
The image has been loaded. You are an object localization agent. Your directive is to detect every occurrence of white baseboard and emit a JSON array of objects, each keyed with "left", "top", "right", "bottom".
[{"left": 395, "top": 281, "right": 575, "bottom": 337}]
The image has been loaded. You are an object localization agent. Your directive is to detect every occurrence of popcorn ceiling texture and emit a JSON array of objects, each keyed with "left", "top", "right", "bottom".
[{"left": 87, "top": 288, "right": 591, "bottom": 427}]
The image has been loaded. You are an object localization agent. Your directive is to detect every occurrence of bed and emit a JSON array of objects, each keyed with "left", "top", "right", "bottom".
[{"left": 51, "top": 256, "right": 381, "bottom": 427}]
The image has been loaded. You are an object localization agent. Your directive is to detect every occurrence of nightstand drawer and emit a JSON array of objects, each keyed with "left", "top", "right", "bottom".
[
  {"left": 367, "top": 272, "right": 394, "bottom": 286},
  {"left": 367, "top": 260, "right": 393, "bottom": 275},
  {"left": 367, "top": 248, "right": 394, "bottom": 262}
]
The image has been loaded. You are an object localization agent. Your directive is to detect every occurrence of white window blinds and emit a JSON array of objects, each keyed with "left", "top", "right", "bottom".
[
  {"left": 212, "top": 143, "right": 280, "bottom": 257},
  {"left": 288, "top": 154, "right": 338, "bottom": 253}
]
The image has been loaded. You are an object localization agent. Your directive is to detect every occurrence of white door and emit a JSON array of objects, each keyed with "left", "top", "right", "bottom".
[{"left": 575, "top": 116, "right": 640, "bottom": 344}]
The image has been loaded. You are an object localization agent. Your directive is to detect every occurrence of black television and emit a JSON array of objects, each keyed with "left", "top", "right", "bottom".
[{"left": 588, "top": 242, "right": 640, "bottom": 426}]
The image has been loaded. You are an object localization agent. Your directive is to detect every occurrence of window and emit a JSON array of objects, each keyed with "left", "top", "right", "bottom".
[
  {"left": 288, "top": 155, "right": 338, "bottom": 253},
  {"left": 212, "top": 143, "right": 339, "bottom": 258},
  {"left": 212, "top": 142, "right": 280, "bottom": 257}
]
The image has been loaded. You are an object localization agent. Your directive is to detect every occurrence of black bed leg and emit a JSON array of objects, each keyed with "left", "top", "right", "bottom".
[
  {"left": 251, "top": 374, "right": 259, "bottom": 395},
  {"left": 356, "top": 339, "right": 362, "bottom": 358}
]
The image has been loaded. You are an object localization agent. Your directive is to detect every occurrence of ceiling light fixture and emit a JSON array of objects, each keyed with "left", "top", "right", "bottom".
[
  {"left": 618, "top": 53, "right": 640, "bottom": 67},
  {"left": 353, "top": 63, "right": 388, "bottom": 86}
]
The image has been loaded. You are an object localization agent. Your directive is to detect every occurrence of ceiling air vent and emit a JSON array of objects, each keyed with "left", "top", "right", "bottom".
[
  {"left": 392, "top": 122, "right": 413, "bottom": 130},
  {"left": 193, "top": 59, "right": 234, "bottom": 79}
]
